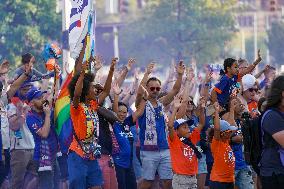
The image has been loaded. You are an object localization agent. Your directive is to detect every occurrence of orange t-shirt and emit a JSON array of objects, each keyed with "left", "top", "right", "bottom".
[
  {"left": 248, "top": 100, "right": 258, "bottom": 112},
  {"left": 210, "top": 138, "right": 235, "bottom": 183},
  {"left": 69, "top": 100, "right": 98, "bottom": 159},
  {"left": 168, "top": 128, "right": 200, "bottom": 175}
]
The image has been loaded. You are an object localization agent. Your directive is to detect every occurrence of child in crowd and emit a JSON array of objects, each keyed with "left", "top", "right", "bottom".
[
  {"left": 168, "top": 96, "right": 205, "bottom": 189},
  {"left": 209, "top": 102, "right": 237, "bottom": 189}
]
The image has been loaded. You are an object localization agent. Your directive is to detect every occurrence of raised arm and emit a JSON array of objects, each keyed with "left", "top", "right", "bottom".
[
  {"left": 240, "top": 49, "right": 262, "bottom": 77},
  {"left": 200, "top": 72, "right": 212, "bottom": 102},
  {"left": 117, "top": 58, "right": 135, "bottom": 87},
  {"left": 213, "top": 102, "right": 221, "bottom": 140},
  {"left": 168, "top": 96, "right": 183, "bottom": 141},
  {"left": 7, "top": 62, "right": 32, "bottom": 100},
  {"left": 36, "top": 103, "right": 51, "bottom": 138},
  {"left": 160, "top": 61, "right": 185, "bottom": 107},
  {"left": 132, "top": 85, "right": 148, "bottom": 122},
  {"left": 135, "top": 63, "right": 154, "bottom": 108},
  {"left": 74, "top": 37, "right": 87, "bottom": 75},
  {"left": 72, "top": 62, "right": 89, "bottom": 108},
  {"left": 98, "top": 58, "right": 117, "bottom": 105},
  {"left": 196, "top": 97, "right": 206, "bottom": 131},
  {"left": 176, "top": 67, "right": 195, "bottom": 119},
  {"left": 112, "top": 83, "right": 121, "bottom": 114}
]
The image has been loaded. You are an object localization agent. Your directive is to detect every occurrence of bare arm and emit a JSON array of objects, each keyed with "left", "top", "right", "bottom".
[
  {"left": 160, "top": 61, "right": 185, "bottom": 107},
  {"left": 196, "top": 98, "right": 206, "bottom": 131},
  {"left": 135, "top": 63, "right": 154, "bottom": 108},
  {"left": 211, "top": 90, "right": 218, "bottom": 104},
  {"left": 98, "top": 58, "right": 117, "bottom": 105},
  {"left": 132, "top": 86, "right": 148, "bottom": 122},
  {"left": 74, "top": 37, "right": 87, "bottom": 75},
  {"left": 36, "top": 110, "right": 51, "bottom": 139},
  {"left": 240, "top": 50, "right": 262, "bottom": 77},
  {"left": 213, "top": 102, "right": 221, "bottom": 140},
  {"left": 272, "top": 130, "right": 284, "bottom": 148}
]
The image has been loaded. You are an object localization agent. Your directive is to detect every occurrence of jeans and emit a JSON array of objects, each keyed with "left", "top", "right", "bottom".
[
  {"left": 115, "top": 164, "right": 137, "bottom": 189},
  {"left": 235, "top": 167, "right": 254, "bottom": 189}
]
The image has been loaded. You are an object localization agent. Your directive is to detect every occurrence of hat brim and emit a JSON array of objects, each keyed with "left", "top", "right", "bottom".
[{"left": 175, "top": 119, "right": 195, "bottom": 130}]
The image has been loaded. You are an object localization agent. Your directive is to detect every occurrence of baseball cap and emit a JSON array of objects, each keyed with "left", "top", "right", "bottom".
[
  {"left": 174, "top": 119, "right": 195, "bottom": 130},
  {"left": 220, "top": 120, "right": 237, "bottom": 132},
  {"left": 26, "top": 89, "right": 47, "bottom": 102},
  {"left": 242, "top": 74, "right": 256, "bottom": 91}
]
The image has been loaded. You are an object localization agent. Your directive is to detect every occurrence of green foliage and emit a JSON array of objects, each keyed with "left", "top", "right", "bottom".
[
  {"left": 0, "top": 0, "right": 61, "bottom": 71},
  {"left": 267, "top": 21, "right": 284, "bottom": 66},
  {"left": 119, "top": 0, "right": 236, "bottom": 66}
]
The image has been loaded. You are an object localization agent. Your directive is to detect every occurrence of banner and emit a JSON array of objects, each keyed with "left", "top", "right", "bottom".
[{"left": 69, "top": 0, "right": 95, "bottom": 60}]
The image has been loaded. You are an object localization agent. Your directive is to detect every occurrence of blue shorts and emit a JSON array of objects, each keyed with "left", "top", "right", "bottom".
[
  {"left": 68, "top": 152, "right": 103, "bottom": 189},
  {"left": 198, "top": 153, "right": 208, "bottom": 174},
  {"left": 140, "top": 149, "right": 173, "bottom": 180},
  {"left": 235, "top": 167, "right": 254, "bottom": 189}
]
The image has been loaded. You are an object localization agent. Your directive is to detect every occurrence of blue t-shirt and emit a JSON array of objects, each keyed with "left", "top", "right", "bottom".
[
  {"left": 0, "top": 126, "right": 2, "bottom": 161},
  {"left": 26, "top": 110, "right": 58, "bottom": 161},
  {"left": 214, "top": 74, "right": 239, "bottom": 107},
  {"left": 231, "top": 129, "right": 247, "bottom": 170},
  {"left": 113, "top": 115, "right": 135, "bottom": 168},
  {"left": 138, "top": 105, "right": 168, "bottom": 151}
]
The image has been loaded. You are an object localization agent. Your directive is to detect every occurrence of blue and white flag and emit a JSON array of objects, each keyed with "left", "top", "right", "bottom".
[{"left": 69, "top": 0, "right": 94, "bottom": 59}]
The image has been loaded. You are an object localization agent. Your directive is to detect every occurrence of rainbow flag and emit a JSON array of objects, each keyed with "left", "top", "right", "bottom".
[{"left": 55, "top": 72, "right": 73, "bottom": 154}]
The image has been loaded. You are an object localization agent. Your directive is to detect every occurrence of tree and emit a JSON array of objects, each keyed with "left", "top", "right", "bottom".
[
  {"left": 119, "top": 0, "right": 236, "bottom": 66},
  {"left": 0, "top": 0, "right": 61, "bottom": 71},
  {"left": 267, "top": 21, "right": 284, "bottom": 66}
]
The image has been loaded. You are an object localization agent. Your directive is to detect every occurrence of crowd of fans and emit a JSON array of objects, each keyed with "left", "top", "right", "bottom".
[{"left": 0, "top": 43, "right": 284, "bottom": 189}]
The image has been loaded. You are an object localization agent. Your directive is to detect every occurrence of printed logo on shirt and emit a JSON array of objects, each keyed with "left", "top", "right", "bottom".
[
  {"left": 183, "top": 146, "right": 195, "bottom": 161},
  {"left": 224, "top": 146, "right": 235, "bottom": 166}
]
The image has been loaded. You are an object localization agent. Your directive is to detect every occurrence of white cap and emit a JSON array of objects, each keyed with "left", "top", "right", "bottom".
[{"left": 242, "top": 74, "right": 256, "bottom": 91}]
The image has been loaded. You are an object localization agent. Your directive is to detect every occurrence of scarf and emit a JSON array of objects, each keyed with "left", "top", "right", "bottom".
[{"left": 144, "top": 100, "right": 167, "bottom": 149}]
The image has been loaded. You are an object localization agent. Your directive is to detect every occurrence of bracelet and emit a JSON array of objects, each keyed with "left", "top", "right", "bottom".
[{"left": 142, "top": 97, "right": 147, "bottom": 101}]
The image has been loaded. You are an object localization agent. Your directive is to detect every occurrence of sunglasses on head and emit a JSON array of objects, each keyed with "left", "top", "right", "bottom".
[
  {"left": 221, "top": 130, "right": 232, "bottom": 135},
  {"left": 248, "top": 88, "right": 258, "bottom": 93},
  {"left": 150, "top": 87, "right": 161, "bottom": 92}
]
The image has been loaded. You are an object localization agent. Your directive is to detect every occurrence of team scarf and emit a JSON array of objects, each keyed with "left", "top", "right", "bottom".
[{"left": 144, "top": 101, "right": 167, "bottom": 149}]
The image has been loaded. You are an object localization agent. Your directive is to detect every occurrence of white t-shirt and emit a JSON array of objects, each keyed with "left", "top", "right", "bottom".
[
  {"left": 1, "top": 93, "right": 10, "bottom": 149},
  {"left": 7, "top": 103, "right": 35, "bottom": 150}
]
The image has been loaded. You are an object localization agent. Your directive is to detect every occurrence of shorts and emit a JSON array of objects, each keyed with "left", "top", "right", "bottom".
[
  {"left": 57, "top": 153, "right": 68, "bottom": 180},
  {"left": 68, "top": 152, "right": 103, "bottom": 189},
  {"left": 140, "top": 149, "right": 173, "bottom": 180},
  {"left": 172, "top": 174, "right": 197, "bottom": 189},
  {"left": 198, "top": 153, "right": 207, "bottom": 174},
  {"left": 235, "top": 167, "right": 254, "bottom": 189}
]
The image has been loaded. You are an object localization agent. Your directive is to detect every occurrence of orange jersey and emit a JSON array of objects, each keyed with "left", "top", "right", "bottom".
[
  {"left": 69, "top": 100, "right": 98, "bottom": 159},
  {"left": 168, "top": 128, "right": 200, "bottom": 175},
  {"left": 210, "top": 138, "right": 235, "bottom": 183}
]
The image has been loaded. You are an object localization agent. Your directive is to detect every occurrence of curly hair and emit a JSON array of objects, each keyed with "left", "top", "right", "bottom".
[{"left": 68, "top": 72, "right": 95, "bottom": 103}]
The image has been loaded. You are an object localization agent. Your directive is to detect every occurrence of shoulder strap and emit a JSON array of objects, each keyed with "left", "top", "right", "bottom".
[{"left": 180, "top": 137, "right": 202, "bottom": 159}]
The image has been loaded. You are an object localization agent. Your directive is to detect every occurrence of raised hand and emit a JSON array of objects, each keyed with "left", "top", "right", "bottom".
[
  {"left": 146, "top": 62, "right": 155, "bottom": 74},
  {"left": 204, "top": 71, "right": 213, "bottom": 83},
  {"left": 176, "top": 60, "right": 185, "bottom": 75},
  {"left": 94, "top": 55, "right": 103, "bottom": 71},
  {"left": 112, "top": 83, "right": 122, "bottom": 95},
  {"left": 213, "top": 102, "right": 220, "bottom": 112},
  {"left": 230, "top": 98, "right": 238, "bottom": 111},
  {"left": 81, "top": 60, "right": 89, "bottom": 73},
  {"left": 173, "top": 95, "right": 183, "bottom": 109},
  {"left": 198, "top": 96, "right": 206, "bottom": 109},
  {"left": 186, "top": 67, "right": 195, "bottom": 81},
  {"left": 0, "top": 60, "right": 9, "bottom": 74},
  {"left": 255, "top": 49, "right": 262, "bottom": 63},
  {"left": 111, "top": 57, "right": 118, "bottom": 70},
  {"left": 127, "top": 58, "right": 136, "bottom": 71}
]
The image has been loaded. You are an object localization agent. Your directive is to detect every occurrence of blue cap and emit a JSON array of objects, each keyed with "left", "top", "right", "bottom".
[
  {"left": 220, "top": 120, "right": 237, "bottom": 132},
  {"left": 174, "top": 119, "right": 195, "bottom": 130},
  {"left": 26, "top": 89, "right": 47, "bottom": 102}
]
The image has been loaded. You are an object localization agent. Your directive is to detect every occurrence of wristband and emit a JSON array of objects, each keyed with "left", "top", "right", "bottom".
[{"left": 142, "top": 97, "right": 147, "bottom": 101}]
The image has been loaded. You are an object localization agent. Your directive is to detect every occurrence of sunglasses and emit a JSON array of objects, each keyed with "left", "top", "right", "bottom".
[
  {"left": 187, "top": 101, "right": 194, "bottom": 105},
  {"left": 248, "top": 88, "right": 258, "bottom": 93},
  {"left": 150, "top": 87, "right": 161, "bottom": 92}
]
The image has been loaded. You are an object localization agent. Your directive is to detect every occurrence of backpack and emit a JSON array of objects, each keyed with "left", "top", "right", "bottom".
[
  {"left": 241, "top": 112, "right": 263, "bottom": 174},
  {"left": 242, "top": 108, "right": 284, "bottom": 174}
]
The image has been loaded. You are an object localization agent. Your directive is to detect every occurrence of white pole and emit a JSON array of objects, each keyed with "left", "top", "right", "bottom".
[
  {"left": 266, "top": 14, "right": 270, "bottom": 64},
  {"left": 113, "top": 26, "right": 119, "bottom": 58}
]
